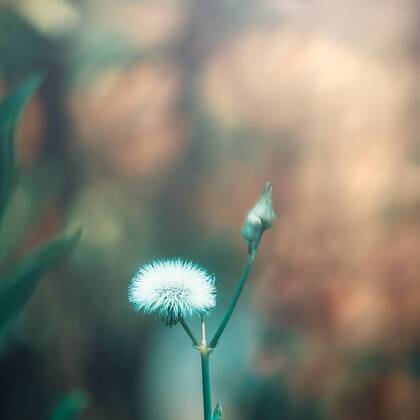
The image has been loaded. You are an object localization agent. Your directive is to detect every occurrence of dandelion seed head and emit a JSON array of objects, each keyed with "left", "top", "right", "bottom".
[{"left": 129, "top": 258, "right": 216, "bottom": 325}]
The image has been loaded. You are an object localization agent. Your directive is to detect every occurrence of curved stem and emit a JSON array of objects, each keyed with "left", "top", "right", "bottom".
[
  {"left": 209, "top": 253, "right": 256, "bottom": 349},
  {"left": 180, "top": 318, "right": 199, "bottom": 347}
]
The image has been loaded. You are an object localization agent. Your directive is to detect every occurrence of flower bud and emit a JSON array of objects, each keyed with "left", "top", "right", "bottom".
[
  {"left": 241, "top": 214, "right": 262, "bottom": 244},
  {"left": 241, "top": 182, "right": 275, "bottom": 254},
  {"left": 249, "top": 182, "right": 276, "bottom": 231}
]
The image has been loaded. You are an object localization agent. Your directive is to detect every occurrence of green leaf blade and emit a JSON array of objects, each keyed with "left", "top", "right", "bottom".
[
  {"left": 0, "top": 75, "right": 43, "bottom": 224},
  {"left": 49, "top": 389, "right": 88, "bottom": 420},
  {"left": 0, "top": 229, "right": 82, "bottom": 336}
]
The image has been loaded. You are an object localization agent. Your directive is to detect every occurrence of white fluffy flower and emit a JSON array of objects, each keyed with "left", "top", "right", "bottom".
[{"left": 129, "top": 258, "right": 216, "bottom": 325}]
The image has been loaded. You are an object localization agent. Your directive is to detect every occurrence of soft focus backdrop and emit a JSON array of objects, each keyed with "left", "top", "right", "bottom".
[{"left": 1, "top": 0, "right": 420, "bottom": 419}]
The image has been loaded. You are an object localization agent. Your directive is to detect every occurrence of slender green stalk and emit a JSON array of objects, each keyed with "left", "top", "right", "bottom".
[
  {"left": 200, "top": 351, "right": 212, "bottom": 420},
  {"left": 199, "top": 318, "right": 213, "bottom": 420},
  {"left": 180, "top": 318, "right": 199, "bottom": 347},
  {"left": 209, "top": 253, "right": 256, "bottom": 349}
]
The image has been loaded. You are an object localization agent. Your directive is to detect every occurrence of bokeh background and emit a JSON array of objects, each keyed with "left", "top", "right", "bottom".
[{"left": 1, "top": 0, "right": 420, "bottom": 419}]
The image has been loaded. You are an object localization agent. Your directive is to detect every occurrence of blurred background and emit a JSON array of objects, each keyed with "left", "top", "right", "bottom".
[{"left": 1, "top": 0, "right": 420, "bottom": 419}]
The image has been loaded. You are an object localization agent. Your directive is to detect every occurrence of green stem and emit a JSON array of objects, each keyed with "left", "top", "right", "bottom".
[
  {"left": 200, "top": 351, "right": 212, "bottom": 420},
  {"left": 209, "top": 253, "right": 256, "bottom": 349},
  {"left": 180, "top": 318, "right": 199, "bottom": 347}
]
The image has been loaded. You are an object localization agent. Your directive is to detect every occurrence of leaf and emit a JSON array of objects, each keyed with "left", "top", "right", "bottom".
[
  {"left": 0, "top": 172, "right": 47, "bottom": 265},
  {"left": 0, "top": 75, "right": 43, "bottom": 224},
  {"left": 49, "top": 389, "right": 88, "bottom": 420},
  {"left": 212, "top": 403, "right": 223, "bottom": 420},
  {"left": 0, "top": 229, "right": 82, "bottom": 337}
]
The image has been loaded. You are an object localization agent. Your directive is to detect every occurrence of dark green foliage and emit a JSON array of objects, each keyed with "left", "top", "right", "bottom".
[
  {"left": 0, "top": 229, "right": 81, "bottom": 335},
  {"left": 49, "top": 390, "right": 88, "bottom": 420},
  {"left": 0, "top": 75, "right": 42, "bottom": 224},
  {"left": 0, "top": 78, "right": 81, "bottom": 347}
]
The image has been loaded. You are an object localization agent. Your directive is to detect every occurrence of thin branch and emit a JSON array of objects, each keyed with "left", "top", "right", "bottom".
[
  {"left": 201, "top": 317, "right": 206, "bottom": 346},
  {"left": 209, "top": 253, "right": 256, "bottom": 349},
  {"left": 180, "top": 318, "right": 199, "bottom": 347}
]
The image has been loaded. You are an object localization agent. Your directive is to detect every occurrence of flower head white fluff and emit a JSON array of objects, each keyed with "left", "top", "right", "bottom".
[{"left": 129, "top": 258, "right": 216, "bottom": 325}]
